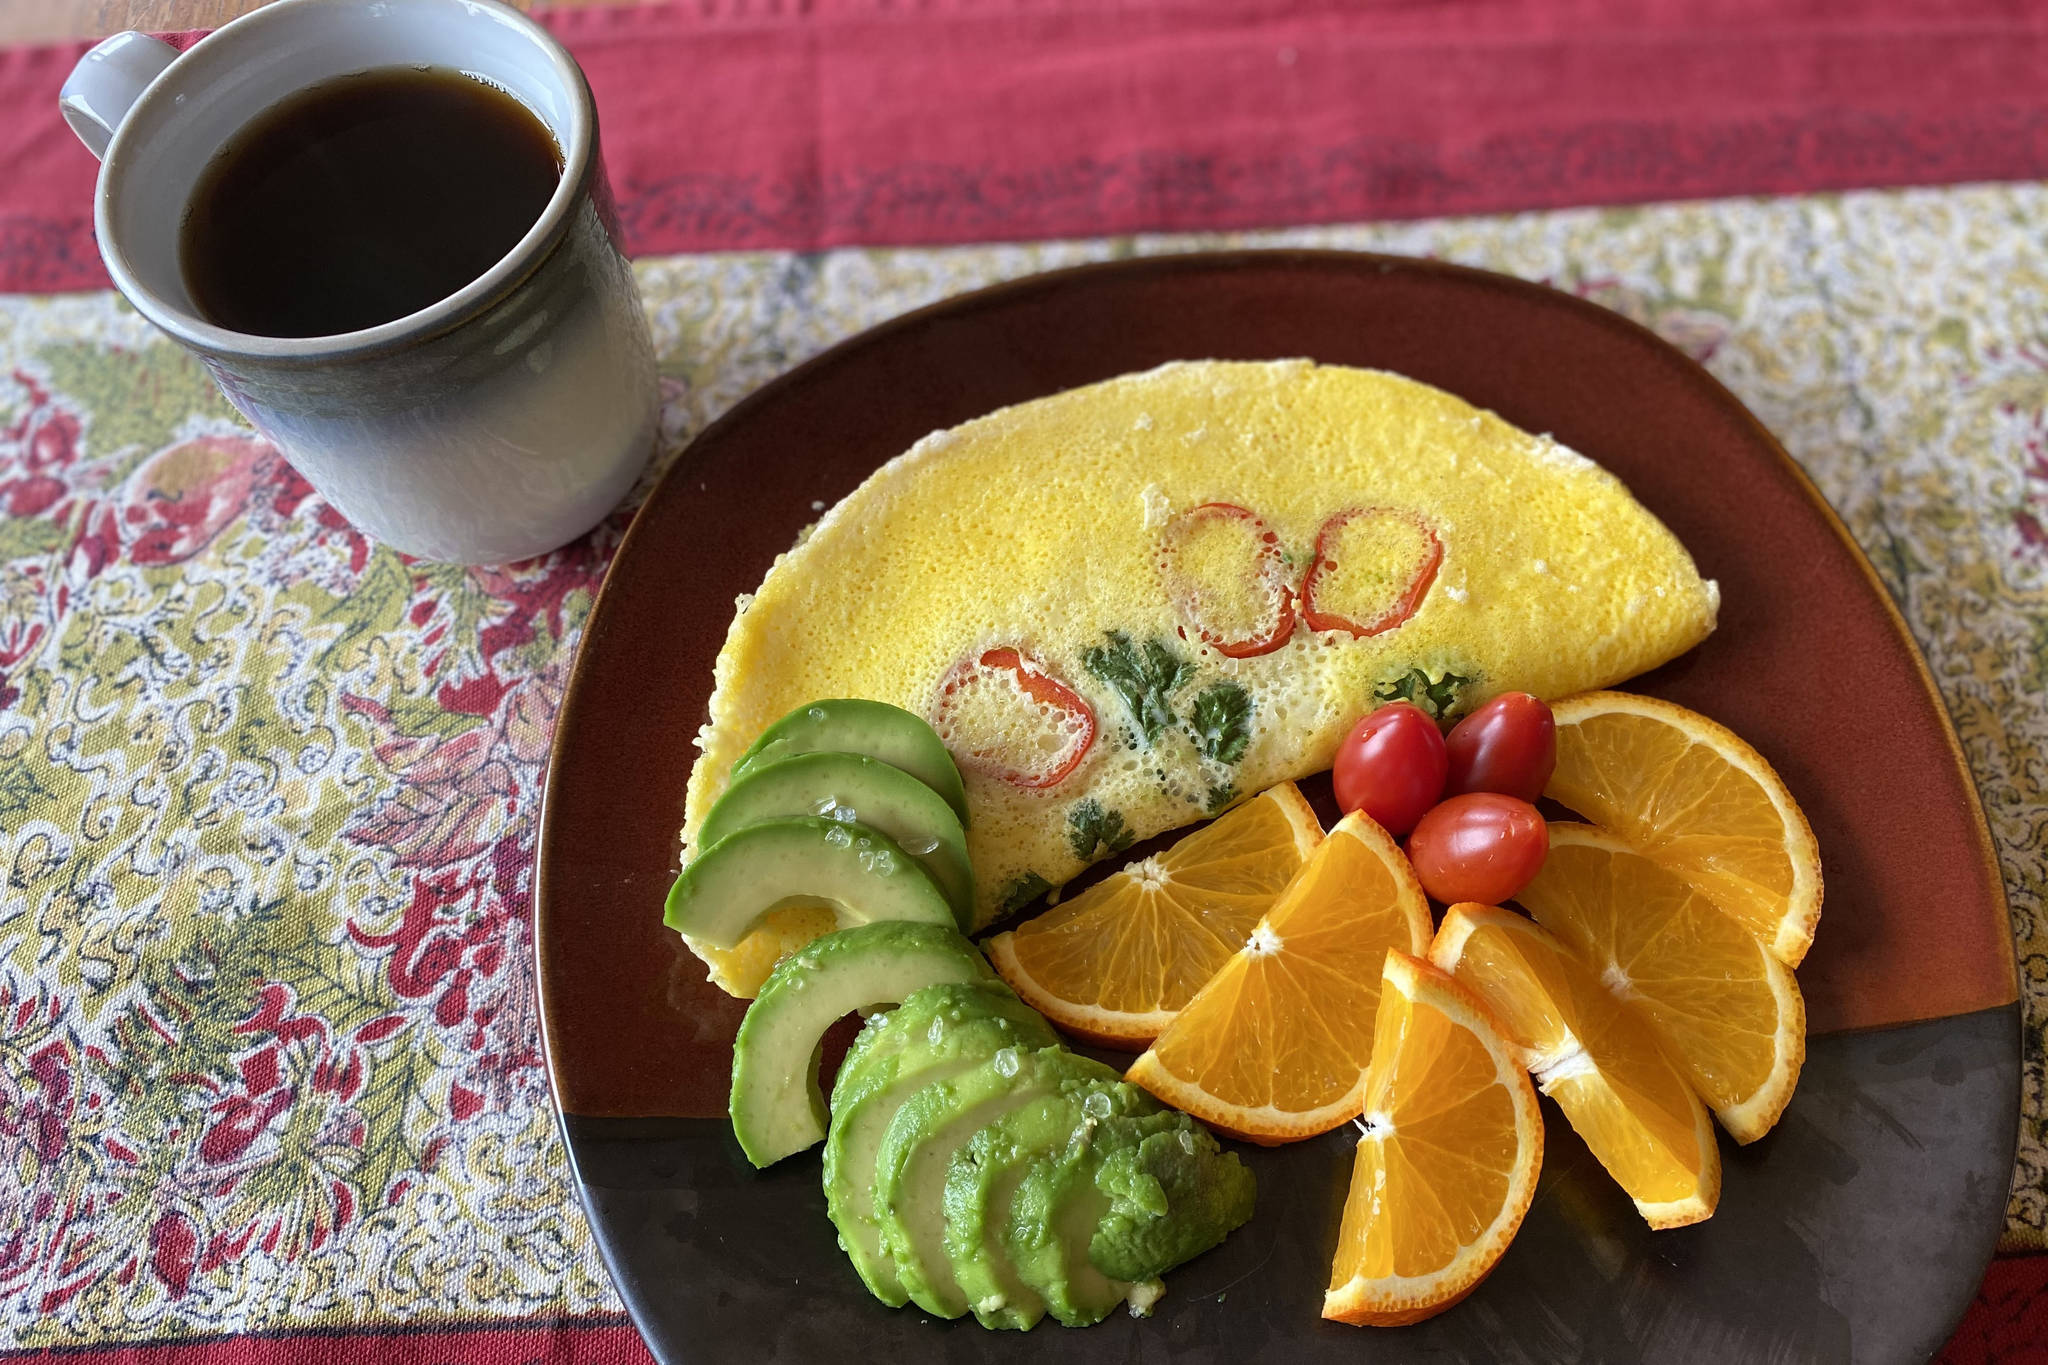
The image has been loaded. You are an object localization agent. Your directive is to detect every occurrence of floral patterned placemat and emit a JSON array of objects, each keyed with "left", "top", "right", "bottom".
[{"left": 2, "top": 181, "right": 2043, "bottom": 1347}]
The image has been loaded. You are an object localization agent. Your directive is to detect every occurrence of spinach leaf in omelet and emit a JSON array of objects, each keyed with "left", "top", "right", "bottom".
[{"left": 999, "top": 872, "right": 1055, "bottom": 915}]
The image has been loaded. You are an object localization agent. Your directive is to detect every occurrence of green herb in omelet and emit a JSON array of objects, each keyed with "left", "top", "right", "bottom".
[
  {"left": 1067, "top": 800, "right": 1135, "bottom": 860},
  {"left": 1375, "top": 666, "right": 1477, "bottom": 720},
  {"left": 1084, "top": 632, "right": 1196, "bottom": 745},
  {"left": 999, "top": 872, "right": 1055, "bottom": 915},
  {"left": 1186, "top": 681, "right": 1253, "bottom": 764}
]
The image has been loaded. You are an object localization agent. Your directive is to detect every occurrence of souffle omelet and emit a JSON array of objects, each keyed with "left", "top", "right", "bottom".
[{"left": 683, "top": 360, "right": 1717, "bottom": 995}]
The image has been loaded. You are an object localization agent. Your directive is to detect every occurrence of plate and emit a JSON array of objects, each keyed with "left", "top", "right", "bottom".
[{"left": 534, "top": 252, "right": 2020, "bottom": 1363}]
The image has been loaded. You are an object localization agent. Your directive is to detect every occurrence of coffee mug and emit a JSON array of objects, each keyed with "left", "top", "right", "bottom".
[{"left": 59, "top": 0, "right": 658, "bottom": 565}]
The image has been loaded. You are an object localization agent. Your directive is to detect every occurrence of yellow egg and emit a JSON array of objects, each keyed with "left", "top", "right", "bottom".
[{"left": 682, "top": 361, "right": 1717, "bottom": 995}]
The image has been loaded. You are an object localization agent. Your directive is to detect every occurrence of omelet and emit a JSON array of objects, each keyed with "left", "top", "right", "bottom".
[{"left": 683, "top": 361, "right": 1717, "bottom": 995}]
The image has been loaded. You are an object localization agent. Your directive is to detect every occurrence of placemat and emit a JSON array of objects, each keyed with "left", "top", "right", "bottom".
[
  {"left": 0, "top": 186, "right": 2042, "bottom": 1354},
  {"left": 7, "top": 0, "right": 2048, "bottom": 291}
]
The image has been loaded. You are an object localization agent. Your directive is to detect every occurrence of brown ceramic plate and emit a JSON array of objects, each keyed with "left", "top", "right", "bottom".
[{"left": 535, "top": 252, "right": 2020, "bottom": 1363}]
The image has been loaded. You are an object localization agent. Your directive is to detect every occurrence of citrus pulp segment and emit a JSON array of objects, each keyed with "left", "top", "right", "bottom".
[
  {"left": 1514, "top": 824, "right": 1806, "bottom": 1144},
  {"left": 1547, "top": 691, "right": 1822, "bottom": 967},
  {"left": 984, "top": 782, "right": 1323, "bottom": 1046},
  {"left": 1124, "top": 811, "right": 1432, "bottom": 1142},
  {"left": 1429, "top": 903, "right": 1720, "bottom": 1228},
  {"left": 1322, "top": 951, "right": 1544, "bottom": 1327}
]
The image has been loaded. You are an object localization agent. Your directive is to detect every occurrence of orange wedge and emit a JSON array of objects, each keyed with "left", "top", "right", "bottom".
[
  {"left": 1547, "top": 691, "right": 1822, "bottom": 967},
  {"left": 1429, "top": 903, "right": 1720, "bottom": 1229},
  {"left": 1514, "top": 824, "right": 1805, "bottom": 1143},
  {"left": 1323, "top": 951, "right": 1543, "bottom": 1327},
  {"left": 984, "top": 782, "right": 1322, "bottom": 1046},
  {"left": 1124, "top": 812, "right": 1432, "bottom": 1142}
]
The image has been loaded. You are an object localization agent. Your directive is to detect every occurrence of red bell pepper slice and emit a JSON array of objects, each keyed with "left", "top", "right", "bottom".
[
  {"left": 931, "top": 647, "right": 1096, "bottom": 789},
  {"left": 1299, "top": 507, "right": 1443, "bottom": 638},
  {"left": 1157, "top": 502, "right": 1298, "bottom": 658}
]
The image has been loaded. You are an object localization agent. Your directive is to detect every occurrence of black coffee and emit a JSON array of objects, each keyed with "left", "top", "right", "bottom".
[{"left": 180, "top": 67, "right": 562, "bottom": 339}]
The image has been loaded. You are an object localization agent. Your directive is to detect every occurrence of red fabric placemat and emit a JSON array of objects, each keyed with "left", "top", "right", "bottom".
[
  {"left": 16, "top": 1321, "right": 656, "bottom": 1363},
  {"left": 4, "top": 0, "right": 2048, "bottom": 293}
]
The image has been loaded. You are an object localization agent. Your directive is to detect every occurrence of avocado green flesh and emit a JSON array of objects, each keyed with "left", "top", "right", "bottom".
[
  {"left": 727, "top": 922, "right": 993, "bottom": 1168},
  {"left": 831, "top": 982, "right": 1053, "bottom": 1113},
  {"left": 824, "top": 985, "right": 1056, "bottom": 1307},
  {"left": 1089, "top": 1125, "right": 1258, "bottom": 1283},
  {"left": 1006, "top": 1099, "right": 1258, "bottom": 1327},
  {"left": 1010, "top": 1175, "right": 1135, "bottom": 1327},
  {"left": 697, "top": 753, "right": 973, "bottom": 926},
  {"left": 664, "top": 817, "right": 953, "bottom": 948},
  {"left": 788, "top": 953, "right": 1257, "bottom": 1333},
  {"left": 942, "top": 1063, "right": 1131, "bottom": 1331},
  {"left": 732, "top": 699, "right": 970, "bottom": 829},
  {"left": 874, "top": 1048, "right": 1070, "bottom": 1319},
  {"left": 947, "top": 1163, "right": 1044, "bottom": 1330}
]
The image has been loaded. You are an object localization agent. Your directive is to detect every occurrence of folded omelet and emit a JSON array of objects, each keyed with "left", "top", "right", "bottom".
[{"left": 683, "top": 360, "right": 1717, "bottom": 995}]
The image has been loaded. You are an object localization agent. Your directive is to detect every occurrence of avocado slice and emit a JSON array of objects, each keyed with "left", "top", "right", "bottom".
[
  {"left": 664, "top": 817, "right": 953, "bottom": 948},
  {"left": 825, "top": 983, "right": 1056, "bottom": 1307},
  {"left": 698, "top": 752, "right": 973, "bottom": 924},
  {"left": 941, "top": 1064, "right": 1133, "bottom": 1330},
  {"left": 1006, "top": 1096, "right": 1256, "bottom": 1327},
  {"left": 732, "top": 699, "right": 969, "bottom": 829},
  {"left": 728, "top": 922, "right": 995, "bottom": 1168},
  {"left": 1087, "top": 1118, "right": 1258, "bottom": 1283},
  {"left": 872, "top": 1046, "right": 1105, "bottom": 1319}
]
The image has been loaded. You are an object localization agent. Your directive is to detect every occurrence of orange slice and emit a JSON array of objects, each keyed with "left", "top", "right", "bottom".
[
  {"left": 1323, "top": 951, "right": 1543, "bottom": 1327},
  {"left": 1547, "top": 691, "right": 1822, "bottom": 967},
  {"left": 984, "top": 782, "right": 1322, "bottom": 1046},
  {"left": 1514, "top": 824, "right": 1805, "bottom": 1143},
  {"left": 1124, "top": 812, "right": 1432, "bottom": 1142},
  {"left": 1429, "top": 903, "right": 1720, "bottom": 1229}
]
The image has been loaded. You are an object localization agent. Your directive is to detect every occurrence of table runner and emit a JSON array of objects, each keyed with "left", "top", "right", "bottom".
[
  {"left": 3, "top": 1, "right": 2047, "bottom": 1359},
  {"left": 10, "top": 0, "right": 2048, "bottom": 292}
]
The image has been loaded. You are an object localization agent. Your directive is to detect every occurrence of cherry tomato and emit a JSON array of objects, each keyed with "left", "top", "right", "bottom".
[
  {"left": 1406, "top": 794, "right": 1550, "bottom": 905},
  {"left": 1331, "top": 702, "right": 1447, "bottom": 835},
  {"left": 1444, "top": 693, "right": 1556, "bottom": 802}
]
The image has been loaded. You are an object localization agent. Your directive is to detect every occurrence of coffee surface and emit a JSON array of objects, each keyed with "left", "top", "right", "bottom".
[{"left": 181, "top": 67, "right": 562, "bottom": 339}]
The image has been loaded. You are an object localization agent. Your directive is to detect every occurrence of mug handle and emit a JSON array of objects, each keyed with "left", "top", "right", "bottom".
[{"left": 60, "top": 31, "right": 180, "bottom": 161}]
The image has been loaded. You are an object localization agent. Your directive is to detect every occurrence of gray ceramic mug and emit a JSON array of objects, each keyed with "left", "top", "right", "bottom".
[{"left": 59, "top": 0, "right": 657, "bottom": 565}]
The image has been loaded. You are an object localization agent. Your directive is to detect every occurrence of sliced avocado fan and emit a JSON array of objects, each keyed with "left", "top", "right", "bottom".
[
  {"left": 665, "top": 816, "right": 957, "bottom": 947},
  {"left": 1002, "top": 1081, "right": 1256, "bottom": 1327},
  {"left": 732, "top": 698, "right": 969, "bottom": 829},
  {"left": 872, "top": 1045, "right": 1086, "bottom": 1319},
  {"left": 944, "top": 1065, "right": 1135, "bottom": 1329},
  {"left": 826, "top": 982, "right": 1058, "bottom": 1307},
  {"left": 698, "top": 751, "right": 973, "bottom": 923},
  {"left": 728, "top": 922, "right": 999, "bottom": 1168}
]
